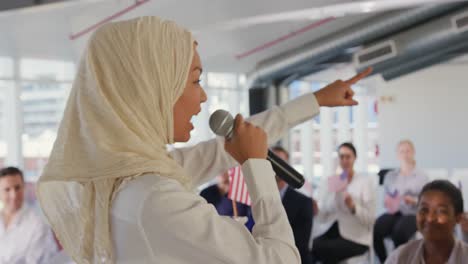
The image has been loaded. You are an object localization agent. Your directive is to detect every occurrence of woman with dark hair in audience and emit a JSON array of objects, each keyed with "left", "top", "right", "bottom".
[
  {"left": 373, "top": 139, "right": 429, "bottom": 262},
  {"left": 386, "top": 180, "right": 468, "bottom": 263},
  {"left": 311, "top": 142, "right": 376, "bottom": 263}
]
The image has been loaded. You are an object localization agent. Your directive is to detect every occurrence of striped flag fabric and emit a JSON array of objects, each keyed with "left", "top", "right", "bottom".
[{"left": 228, "top": 166, "right": 251, "bottom": 206}]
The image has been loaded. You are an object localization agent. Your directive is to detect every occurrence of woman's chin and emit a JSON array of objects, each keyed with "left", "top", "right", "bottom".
[
  {"left": 174, "top": 133, "right": 191, "bottom": 143},
  {"left": 182, "top": 134, "right": 191, "bottom": 142}
]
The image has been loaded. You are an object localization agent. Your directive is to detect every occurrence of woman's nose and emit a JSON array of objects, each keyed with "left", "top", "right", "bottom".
[{"left": 200, "top": 88, "right": 208, "bottom": 103}]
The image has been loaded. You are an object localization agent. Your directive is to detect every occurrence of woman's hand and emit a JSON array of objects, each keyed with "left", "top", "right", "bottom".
[
  {"left": 314, "top": 67, "right": 372, "bottom": 107},
  {"left": 403, "top": 195, "right": 418, "bottom": 206},
  {"left": 344, "top": 193, "right": 356, "bottom": 214},
  {"left": 225, "top": 114, "right": 268, "bottom": 165}
]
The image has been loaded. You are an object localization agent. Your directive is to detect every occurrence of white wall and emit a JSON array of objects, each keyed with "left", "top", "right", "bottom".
[{"left": 377, "top": 61, "right": 468, "bottom": 171}]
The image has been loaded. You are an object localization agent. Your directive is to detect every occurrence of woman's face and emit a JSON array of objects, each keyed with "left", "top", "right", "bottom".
[
  {"left": 417, "top": 190, "right": 461, "bottom": 242},
  {"left": 173, "top": 47, "right": 207, "bottom": 142},
  {"left": 338, "top": 147, "right": 356, "bottom": 171},
  {"left": 397, "top": 142, "right": 415, "bottom": 164}
]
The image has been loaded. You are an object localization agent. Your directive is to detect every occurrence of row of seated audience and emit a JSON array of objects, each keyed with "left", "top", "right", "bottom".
[
  {"left": 200, "top": 140, "right": 468, "bottom": 264},
  {"left": 1, "top": 139, "right": 468, "bottom": 263}
]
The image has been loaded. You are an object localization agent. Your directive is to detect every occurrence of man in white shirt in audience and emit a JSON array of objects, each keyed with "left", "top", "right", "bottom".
[{"left": 0, "top": 167, "right": 58, "bottom": 264}]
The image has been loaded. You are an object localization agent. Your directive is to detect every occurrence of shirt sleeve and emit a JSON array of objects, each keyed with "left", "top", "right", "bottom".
[
  {"left": 139, "top": 159, "right": 300, "bottom": 264},
  {"left": 353, "top": 178, "right": 377, "bottom": 227},
  {"left": 25, "top": 220, "right": 58, "bottom": 264},
  {"left": 170, "top": 92, "right": 320, "bottom": 187},
  {"left": 384, "top": 248, "right": 400, "bottom": 264},
  {"left": 415, "top": 171, "right": 429, "bottom": 194},
  {"left": 316, "top": 178, "right": 336, "bottom": 217},
  {"left": 463, "top": 230, "right": 468, "bottom": 243}
]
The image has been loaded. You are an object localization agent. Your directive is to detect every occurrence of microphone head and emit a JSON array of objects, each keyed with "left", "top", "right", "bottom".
[{"left": 209, "top": 109, "right": 234, "bottom": 137}]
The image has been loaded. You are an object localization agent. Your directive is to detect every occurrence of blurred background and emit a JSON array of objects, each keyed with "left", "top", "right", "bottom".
[{"left": 0, "top": 0, "right": 467, "bottom": 208}]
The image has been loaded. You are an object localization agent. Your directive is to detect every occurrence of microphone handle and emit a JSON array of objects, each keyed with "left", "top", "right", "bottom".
[{"left": 267, "top": 150, "right": 305, "bottom": 189}]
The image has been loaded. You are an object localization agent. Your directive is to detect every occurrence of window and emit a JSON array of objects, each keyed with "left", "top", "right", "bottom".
[
  {"left": 6, "top": 59, "right": 247, "bottom": 180},
  {"left": 288, "top": 79, "right": 379, "bottom": 196},
  {"left": 0, "top": 82, "right": 8, "bottom": 168},
  {"left": 0, "top": 57, "right": 13, "bottom": 78},
  {"left": 20, "top": 59, "right": 75, "bottom": 81},
  {"left": 19, "top": 59, "right": 75, "bottom": 180},
  {"left": 178, "top": 72, "right": 249, "bottom": 148}
]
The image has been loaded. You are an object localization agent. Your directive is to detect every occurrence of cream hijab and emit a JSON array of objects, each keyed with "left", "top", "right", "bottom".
[{"left": 37, "top": 17, "right": 194, "bottom": 263}]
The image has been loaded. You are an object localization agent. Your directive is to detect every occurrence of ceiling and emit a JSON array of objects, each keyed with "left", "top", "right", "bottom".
[{"left": 0, "top": 0, "right": 466, "bottom": 74}]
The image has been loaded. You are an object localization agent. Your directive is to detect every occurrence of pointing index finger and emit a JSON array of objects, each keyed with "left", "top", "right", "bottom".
[{"left": 345, "top": 67, "right": 372, "bottom": 85}]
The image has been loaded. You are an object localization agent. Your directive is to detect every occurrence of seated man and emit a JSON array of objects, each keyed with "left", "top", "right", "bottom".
[
  {"left": 272, "top": 146, "right": 313, "bottom": 264},
  {"left": 386, "top": 180, "right": 468, "bottom": 263},
  {"left": 0, "top": 167, "right": 58, "bottom": 264}
]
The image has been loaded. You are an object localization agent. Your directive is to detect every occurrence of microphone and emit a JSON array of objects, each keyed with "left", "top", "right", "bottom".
[{"left": 209, "top": 110, "right": 305, "bottom": 189}]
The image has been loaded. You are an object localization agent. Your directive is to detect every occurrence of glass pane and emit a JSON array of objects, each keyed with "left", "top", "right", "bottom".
[
  {"left": 20, "top": 59, "right": 75, "bottom": 81},
  {"left": 176, "top": 79, "right": 248, "bottom": 148},
  {"left": 207, "top": 72, "right": 237, "bottom": 89},
  {"left": 166, "top": 73, "right": 248, "bottom": 156},
  {"left": 0, "top": 81, "right": 8, "bottom": 168},
  {"left": 21, "top": 81, "right": 72, "bottom": 180},
  {"left": 238, "top": 74, "right": 247, "bottom": 87},
  {"left": 288, "top": 79, "right": 379, "bottom": 187},
  {"left": 0, "top": 57, "right": 13, "bottom": 79}
]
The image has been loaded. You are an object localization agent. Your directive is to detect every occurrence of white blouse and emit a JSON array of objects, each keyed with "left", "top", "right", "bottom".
[
  {"left": 110, "top": 92, "right": 320, "bottom": 263},
  {"left": 312, "top": 174, "right": 377, "bottom": 246},
  {"left": 385, "top": 239, "right": 468, "bottom": 264}
]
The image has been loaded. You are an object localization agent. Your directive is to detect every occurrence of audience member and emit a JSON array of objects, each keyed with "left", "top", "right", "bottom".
[
  {"left": 386, "top": 180, "right": 468, "bottom": 263},
  {"left": 311, "top": 142, "right": 376, "bottom": 263},
  {"left": 272, "top": 146, "right": 313, "bottom": 264},
  {"left": 0, "top": 167, "right": 58, "bottom": 264},
  {"left": 374, "top": 139, "right": 429, "bottom": 262}
]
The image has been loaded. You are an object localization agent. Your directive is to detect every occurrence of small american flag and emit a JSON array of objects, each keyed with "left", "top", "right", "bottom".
[
  {"left": 385, "top": 188, "right": 400, "bottom": 214},
  {"left": 327, "top": 171, "right": 348, "bottom": 193},
  {"left": 228, "top": 166, "right": 251, "bottom": 206}
]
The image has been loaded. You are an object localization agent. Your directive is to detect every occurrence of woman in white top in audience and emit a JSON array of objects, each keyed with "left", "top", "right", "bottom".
[
  {"left": 35, "top": 17, "right": 372, "bottom": 264},
  {"left": 311, "top": 142, "right": 376, "bottom": 263},
  {"left": 386, "top": 180, "right": 468, "bottom": 264},
  {"left": 374, "top": 139, "right": 429, "bottom": 263}
]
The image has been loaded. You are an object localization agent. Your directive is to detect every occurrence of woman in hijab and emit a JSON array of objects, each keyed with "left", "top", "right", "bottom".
[{"left": 36, "top": 17, "right": 371, "bottom": 264}]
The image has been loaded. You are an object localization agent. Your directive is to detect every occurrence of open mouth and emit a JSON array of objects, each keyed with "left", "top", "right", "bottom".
[{"left": 190, "top": 110, "right": 202, "bottom": 129}]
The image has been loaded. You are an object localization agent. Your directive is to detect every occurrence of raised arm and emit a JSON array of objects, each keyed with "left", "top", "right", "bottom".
[
  {"left": 170, "top": 68, "right": 372, "bottom": 187},
  {"left": 170, "top": 93, "right": 319, "bottom": 187}
]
